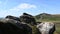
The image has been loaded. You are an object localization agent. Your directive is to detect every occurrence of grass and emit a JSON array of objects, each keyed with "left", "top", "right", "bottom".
[
  {"left": 55, "top": 22, "right": 60, "bottom": 34},
  {"left": 34, "top": 17, "right": 60, "bottom": 34},
  {"left": 34, "top": 13, "right": 60, "bottom": 34}
]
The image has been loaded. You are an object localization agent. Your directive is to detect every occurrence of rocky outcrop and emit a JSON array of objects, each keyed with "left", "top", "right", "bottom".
[
  {"left": 5, "top": 15, "right": 21, "bottom": 22},
  {"left": 20, "top": 13, "right": 37, "bottom": 25},
  {"left": 0, "top": 18, "right": 32, "bottom": 34}
]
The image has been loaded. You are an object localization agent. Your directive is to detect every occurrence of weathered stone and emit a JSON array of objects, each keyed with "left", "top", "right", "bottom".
[
  {"left": 20, "top": 13, "right": 37, "bottom": 25},
  {"left": 0, "top": 18, "right": 32, "bottom": 34},
  {"left": 37, "top": 22, "right": 55, "bottom": 34},
  {"left": 6, "top": 15, "right": 21, "bottom": 22}
]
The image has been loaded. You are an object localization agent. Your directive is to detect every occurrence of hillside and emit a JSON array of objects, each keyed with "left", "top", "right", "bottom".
[
  {"left": 35, "top": 13, "right": 60, "bottom": 34},
  {"left": 35, "top": 13, "right": 60, "bottom": 22}
]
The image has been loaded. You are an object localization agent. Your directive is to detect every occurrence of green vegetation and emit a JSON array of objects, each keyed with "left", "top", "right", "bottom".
[
  {"left": 35, "top": 13, "right": 60, "bottom": 22},
  {"left": 34, "top": 13, "right": 60, "bottom": 34},
  {"left": 0, "top": 13, "right": 60, "bottom": 34}
]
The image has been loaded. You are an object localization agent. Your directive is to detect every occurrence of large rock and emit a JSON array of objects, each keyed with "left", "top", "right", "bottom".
[
  {"left": 5, "top": 15, "right": 21, "bottom": 22},
  {"left": 0, "top": 18, "right": 32, "bottom": 34},
  {"left": 20, "top": 13, "right": 37, "bottom": 25},
  {"left": 37, "top": 22, "right": 55, "bottom": 34}
]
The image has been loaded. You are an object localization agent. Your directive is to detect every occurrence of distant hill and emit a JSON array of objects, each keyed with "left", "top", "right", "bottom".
[
  {"left": 0, "top": 18, "right": 4, "bottom": 20},
  {"left": 35, "top": 13, "right": 60, "bottom": 22},
  {"left": 35, "top": 13, "right": 51, "bottom": 19}
]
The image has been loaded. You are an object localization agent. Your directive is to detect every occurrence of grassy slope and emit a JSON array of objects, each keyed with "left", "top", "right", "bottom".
[{"left": 35, "top": 13, "right": 60, "bottom": 34}]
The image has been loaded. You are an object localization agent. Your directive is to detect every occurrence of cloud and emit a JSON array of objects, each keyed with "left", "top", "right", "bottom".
[
  {"left": 9, "top": 3, "right": 37, "bottom": 11},
  {"left": 0, "top": 3, "right": 37, "bottom": 17},
  {"left": 18, "top": 3, "right": 37, "bottom": 9}
]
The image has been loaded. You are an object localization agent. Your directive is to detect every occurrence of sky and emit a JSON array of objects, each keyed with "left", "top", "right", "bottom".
[{"left": 0, "top": 0, "right": 60, "bottom": 17}]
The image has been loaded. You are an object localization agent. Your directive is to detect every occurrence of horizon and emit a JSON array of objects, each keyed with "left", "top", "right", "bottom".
[
  {"left": 0, "top": 0, "right": 60, "bottom": 17},
  {"left": 0, "top": 13, "right": 60, "bottom": 18}
]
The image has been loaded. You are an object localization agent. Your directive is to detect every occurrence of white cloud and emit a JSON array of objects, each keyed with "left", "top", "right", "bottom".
[
  {"left": 9, "top": 3, "right": 37, "bottom": 11},
  {"left": 18, "top": 3, "right": 37, "bottom": 9},
  {"left": 0, "top": 3, "right": 37, "bottom": 17}
]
